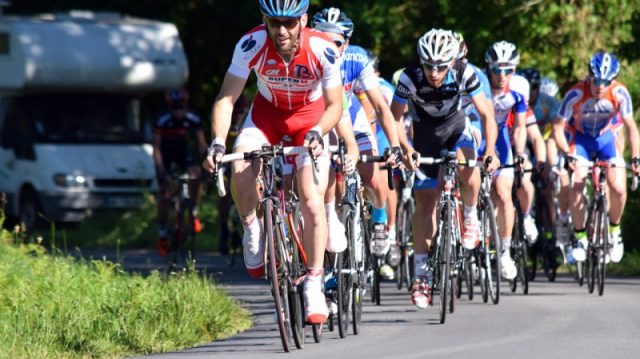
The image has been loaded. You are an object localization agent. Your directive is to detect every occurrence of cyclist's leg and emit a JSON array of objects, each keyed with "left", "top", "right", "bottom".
[
  {"left": 323, "top": 131, "right": 347, "bottom": 253},
  {"left": 295, "top": 144, "right": 331, "bottom": 323},
  {"left": 602, "top": 132, "right": 626, "bottom": 262},
  {"left": 231, "top": 116, "right": 266, "bottom": 278},
  {"left": 454, "top": 124, "right": 482, "bottom": 250},
  {"left": 517, "top": 157, "right": 538, "bottom": 242},
  {"left": 187, "top": 163, "right": 204, "bottom": 232},
  {"left": 412, "top": 182, "right": 439, "bottom": 308}
]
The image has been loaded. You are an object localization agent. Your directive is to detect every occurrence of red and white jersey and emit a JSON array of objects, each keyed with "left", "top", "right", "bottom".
[
  {"left": 228, "top": 25, "right": 342, "bottom": 111},
  {"left": 558, "top": 79, "right": 633, "bottom": 138}
]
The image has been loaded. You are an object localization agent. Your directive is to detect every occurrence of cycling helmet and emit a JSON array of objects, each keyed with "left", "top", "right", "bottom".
[
  {"left": 453, "top": 32, "right": 468, "bottom": 60},
  {"left": 311, "top": 7, "right": 354, "bottom": 39},
  {"left": 165, "top": 88, "right": 189, "bottom": 107},
  {"left": 588, "top": 51, "right": 620, "bottom": 81},
  {"left": 540, "top": 77, "right": 560, "bottom": 97},
  {"left": 259, "top": 0, "right": 309, "bottom": 18},
  {"left": 417, "top": 29, "right": 459, "bottom": 64},
  {"left": 518, "top": 68, "right": 541, "bottom": 89},
  {"left": 365, "top": 48, "right": 379, "bottom": 71},
  {"left": 485, "top": 41, "right": 520, "bottom": 67}
]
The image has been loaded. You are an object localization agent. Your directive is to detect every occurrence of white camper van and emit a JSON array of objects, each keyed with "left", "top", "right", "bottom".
[{"left": 0, "top": 10, "right": 189, "bottom": 228}]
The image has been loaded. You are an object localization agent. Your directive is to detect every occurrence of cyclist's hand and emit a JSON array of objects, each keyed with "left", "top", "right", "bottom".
[
  {"left": 564, "top": 153, "right": 577, "bottom": 172},
  {"left": 484, "top": 151, "right": 500, "bottom": 174},
  {"left": 344, "top": 154, "right": 356, "bottom": 175},
  {"left": 384, "top": 146, "right": 403, "bottom": 168},
  {"left": 303, "top": 128, "right": 324, "bottom": 158},
  {"left": 632, "top": 157, "right": 640, "bottom": 176},
  {"left": 204, "top": 140, "right": 226, "bottom": 173},
  {"left": 403, "top": 147, "right": 419, "bottom": 171}
]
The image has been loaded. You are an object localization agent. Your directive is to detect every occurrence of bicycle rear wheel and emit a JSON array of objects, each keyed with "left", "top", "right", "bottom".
[
  {"left": 351, "top": 210, "right": 365, "bottom": 335},
  {"left": 264, "top": 200, "right": 292, "bottom": 352},
  {"left": 336, "top": 211, "right": 354, "bottom": 338}
]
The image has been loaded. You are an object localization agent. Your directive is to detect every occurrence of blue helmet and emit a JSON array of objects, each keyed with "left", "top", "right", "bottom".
[
  {"left": 589, "top": 51, "right": 620, "bottom": 81},
  {"left": 259, "top": 0, "right": 308, "bottom": 18},
  {"left": 311, "top": 7, "right": 354, "bottom": 39}
]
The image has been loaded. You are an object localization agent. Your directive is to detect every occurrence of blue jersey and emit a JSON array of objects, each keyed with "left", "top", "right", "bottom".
[
  {"left": 462, "top": 63, "right": 491, "bottom": 122},
  {"left": 341, "top": 45, "right": 379, "bottom": 106}
]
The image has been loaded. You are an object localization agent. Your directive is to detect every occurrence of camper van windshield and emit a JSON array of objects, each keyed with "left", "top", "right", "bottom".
[{"left": 23, "top": 94, "right": 146, "bottom": 144}]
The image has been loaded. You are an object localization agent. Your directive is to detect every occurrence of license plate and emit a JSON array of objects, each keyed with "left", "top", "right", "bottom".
[{"left": 104, "top": 196, "right": 141, "bottom": 208}]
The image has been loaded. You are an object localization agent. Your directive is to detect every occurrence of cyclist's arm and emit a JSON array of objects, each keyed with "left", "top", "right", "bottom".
[
  {"left": 315, "top": 85, "right": 344, "bottom": 135},
  {"left": 512, "top": 111, "right": 527, "bottom": 155},
  {"left": 472, "top": 92, "right": 497, "bottom": 157},
  {"left": 196, "top": 128, "right": 208, "bottom": 157},
  {"left": 211, "top": 72, "right": 248, "bottom": 143},
  {"left": 334, "top": 116, "right": 360, "bottom": 161},
  {"left": 622, "top": 113, "right": 640, "bottom": 160},
  {"left": 527, "top": 122, "right": 547, "bottom": 164},
  {"left": 553, "top": 116, "right": 570, "bottom": 155},
  {"left": 364, "top": 86, "right": 400, "bottom": 147},
  {"left": 390, "top": 99, "right": 412, "bottom": 153},
  {"left": 152, "top": 131, "right": 164, "bottom": 173}
]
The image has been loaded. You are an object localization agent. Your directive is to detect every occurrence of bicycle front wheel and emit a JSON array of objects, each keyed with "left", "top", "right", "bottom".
[
  {"left": 596, "top": 198, "right": 608, "bottom": 296},
  {"left": 482, "top": 196, "right": 501, "bottom": 305},
  {"left": 264, "top": 200, "right": 292, "bottom": 352}
]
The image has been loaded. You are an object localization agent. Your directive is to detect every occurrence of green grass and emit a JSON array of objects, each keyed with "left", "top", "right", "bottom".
[
  {"left": 608, "top": 249, "right": 640, "bottom": 276},
  {"left": 0, "top": 229, "right": 250, "bottom": 358},
  {"left": 27, "top": 192, "right": 223, "bottom": 251}
]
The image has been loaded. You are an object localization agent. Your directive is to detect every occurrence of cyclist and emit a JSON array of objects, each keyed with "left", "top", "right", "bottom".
[
  {"left": 391, "top": 29, "right": 499, "bottom": 308},
  {"left": 204, "top": 0, "right": 344, "bottom": 324},
  {"left": 311, "top": 7, "right": 402, "bottom": 259},
  {"left": 153, "top": 88, "right": 208, "bottom": 257},
  {"left": 358, "top": 49, "right": 403, "bottom": 279},
  {"left": 509, "top": 68, "right": 547, "bottom": 245},
  {"left": 483, "top": 41, "right": 528, "bottom": 280},
  {"left": 553, "top": 51, "right": 640, "bottom": 263}
]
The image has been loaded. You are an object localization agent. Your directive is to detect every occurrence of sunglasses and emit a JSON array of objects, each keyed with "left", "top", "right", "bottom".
[
  {"left": 265, "top": 17, "right": 299, "bottom": 29},
  {"left": 490, "top": 67, "right": 515, "bottom": 75},
  {"left": 422, "top": 62, "right": 449, "bottom": 73},
  {"left": 592, "top": 78, "right": 612, "bottom": 87},
  {"left": 333, "top": 39, "right": 346, "bottom": 48}
]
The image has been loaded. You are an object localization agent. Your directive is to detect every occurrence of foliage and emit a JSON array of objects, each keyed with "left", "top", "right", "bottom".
[{"left": 0, "top": 227, "right": 250, "bottom": 358}]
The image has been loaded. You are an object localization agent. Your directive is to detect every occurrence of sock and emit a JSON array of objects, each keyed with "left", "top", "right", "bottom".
[
  {"left": 414, "top": 253, "right": 429, "bottom": 278},
  {"left": 372, "top": 205, "right": 387, "bottom": 224},
  {"left": 558, "top": 212, "right": 570, "bottom": 223},
  {"left": 325, "top": 202, "right": 338, "bottom": 222},
  {"left": 304, "top": 268, "right": 323, "bottom": 292},
  {"left": 609, "top": 222, "right": 621, "bottom": 235},
  {"left": 463, "top": 204, "right": 477, "bottom": 220},
  {"left": 544, "top": 231, "right": 553, "bottom": 240},
  {"left": 501, "top": 237, "right": 512, "bottom": 253}
]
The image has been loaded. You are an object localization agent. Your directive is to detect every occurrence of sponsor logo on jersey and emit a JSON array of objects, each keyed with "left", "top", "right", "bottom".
[
  {"left": 266, "top": 69, "right": 280, "bottom": 76},
  {"left": 241, "top": 36, "right": 257, "bottom": 52},
  {"left": 295, "top": 64, "right": 313, "bottom": 79},
  {"left": 267, "top": 59, "right": 277, "bottom": 66},
  {"left": 324, "top": 47, "right": 338, "bottom": 64}
]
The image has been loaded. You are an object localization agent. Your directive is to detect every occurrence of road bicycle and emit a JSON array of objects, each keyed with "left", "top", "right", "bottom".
[
  {"left": 417, "top": 152, "right": 479, "bottom": 323},
  {"left": 216, "top": 144, "right": 310, "bottom": 352},
  {"left": 395, "top": 168, "right": 415, "bottom": 292}
]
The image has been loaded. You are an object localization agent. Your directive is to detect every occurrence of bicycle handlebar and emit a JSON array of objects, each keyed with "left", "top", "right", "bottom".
[{"left": 360, "top": 154, "right": 395, "bottom": 190}]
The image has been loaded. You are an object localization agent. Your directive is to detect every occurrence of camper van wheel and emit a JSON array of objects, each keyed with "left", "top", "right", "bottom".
[{"left": 19, "top": 189, "right": 39, "bottom": 231}]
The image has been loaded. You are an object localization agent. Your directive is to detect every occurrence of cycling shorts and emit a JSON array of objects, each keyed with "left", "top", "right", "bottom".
[
  {"left": 234, "top": 94, "right": 329, "bottom": 173},
  {"left": 477, "top": 125, "right": 514, "bottom": 179},
  {"left": 414, "top": 119, "right": 476, "bottom": 190},
  {"left": 571, "top": 130, "right": 617, "bottom": 163}
]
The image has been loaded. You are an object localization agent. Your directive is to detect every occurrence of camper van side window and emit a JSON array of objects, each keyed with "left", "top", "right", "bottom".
[
  {"left": 2, "top": 99, "right": 36, "bottom": 160},
  {"left": 0, "top": 32, "right": 8, "bottom": 55}
]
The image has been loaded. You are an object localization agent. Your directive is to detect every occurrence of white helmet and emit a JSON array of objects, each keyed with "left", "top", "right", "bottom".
[
  {"left": 485, "top": 41, "right": 520, "bottom": 67},
  {"left": 540, "top": 77, "right": 560, "bottom": 97},
  {"left": 417, "top": 29, "right": 459, "bottom": 64}
]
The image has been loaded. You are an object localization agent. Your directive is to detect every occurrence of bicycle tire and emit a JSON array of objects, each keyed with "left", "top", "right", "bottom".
[
  {"left": 597, "top": 198, "right": 608, "bottom": 296},
  {"left": 483, "top": 197, "right": 501, "bottom": 305},
  {"left": 437, "top": 200, "right": 451, "bottom": 324},
  {"left": 288, "top": 227, "right": 305, "bottom": 349},
  {"left": 510, "top": 213, "right": 521, "bottom": 293},
  {"left": 352, "top": 210, "right": 364, "bottom": 335},
  {"left": 336, "top": 210, "right": 353, "bottom": 338},
  {"left": 264, "top": 200, "right": 292, "bottom": 352},
  {"left": 465, "top": 254, "right": 474, "bottom": 301},
  {"left": 585, "top": 201, "right": 597, "bottom": 294}
]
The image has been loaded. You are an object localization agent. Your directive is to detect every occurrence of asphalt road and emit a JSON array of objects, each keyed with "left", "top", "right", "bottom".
[{"left": 105, "top": 250, "right": 640, "bottom": 359}]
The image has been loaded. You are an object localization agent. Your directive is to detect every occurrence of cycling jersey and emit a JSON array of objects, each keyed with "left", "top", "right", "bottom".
[
  {"left": 154, "top": 111, "right": 202, "bottom": 171},
  {"left": 393, "top": 60, "right": 481, "bottom": 189},
  {"left": 230, "top": 25, "right": 342, "bottom": 147},
  {"left": 341, "top": 45, "right": 379, "bottom": 106},
  {"left": 462, "top": 63, "right": 491, "bottom": 123},
  {"left": 394, "top": 60, "right": 482, "bottom": 127},
  {"left": 558, "top": 79, "right": 633, "bottom": 138}
]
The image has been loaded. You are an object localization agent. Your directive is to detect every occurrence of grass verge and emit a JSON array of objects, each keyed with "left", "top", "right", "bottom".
[{"left": 0, "top": 231, "right": 250, "bottom": 358}]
